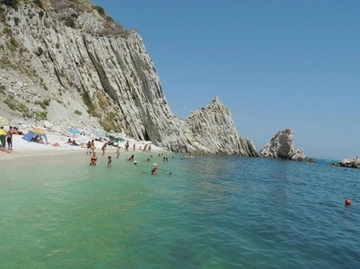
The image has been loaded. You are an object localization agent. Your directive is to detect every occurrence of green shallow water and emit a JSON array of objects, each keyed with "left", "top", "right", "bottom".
[{"left": 0, "top": 152, "right": 359, "bottom": 268}]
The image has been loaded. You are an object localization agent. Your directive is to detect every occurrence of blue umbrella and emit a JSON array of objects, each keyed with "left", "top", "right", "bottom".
[{"left": 68, "top": 128, "right": 81, "bottom": 135}]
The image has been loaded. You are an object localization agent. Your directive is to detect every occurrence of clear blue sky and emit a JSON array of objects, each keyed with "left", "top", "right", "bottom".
[{"left": 92, "top": 0, "right": 360, "bottom": 160}]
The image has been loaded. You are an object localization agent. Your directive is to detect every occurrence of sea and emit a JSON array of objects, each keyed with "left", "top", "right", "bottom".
[{"left": 0, "top": 151, "right": 359, "bottom": 269}]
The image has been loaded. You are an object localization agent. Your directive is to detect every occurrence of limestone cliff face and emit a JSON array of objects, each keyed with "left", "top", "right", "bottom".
[
  {"left": 184, "top": 97, "right": 257, "bottom": 156},
  {"left": 259, "top": 128, "right": 306, "bottom": 161},
  {"left": 0, "top": 0, "right": 256, "bottom": 155}
]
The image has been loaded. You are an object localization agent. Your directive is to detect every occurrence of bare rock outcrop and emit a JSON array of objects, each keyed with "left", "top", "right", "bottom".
[
  {"left": 331, "top": 157, "right": 360, "bottom": 168},
  {"left": 0, "top": 0, "right": 256, "bottom": 155},
  {"left": 184, "top": 97, "right": 257, "bottom": 156},
  {"left": 259, "top": 128, "right": 306, "bottom": 161}
]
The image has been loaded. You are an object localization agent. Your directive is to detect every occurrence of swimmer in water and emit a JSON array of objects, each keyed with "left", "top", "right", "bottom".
[
  {"left": 90, "top": 152, "right": 98, "bottom": 166},
  {"left": 151, "top": 167, "right": 158, "bottom": 175}
]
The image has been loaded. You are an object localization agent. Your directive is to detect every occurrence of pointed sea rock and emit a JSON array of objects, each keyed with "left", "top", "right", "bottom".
[
  {"left": 184, "top": 97, "right": 258, "bottom": 156},
  {"left": 259, "top": 128, "right": 306, "bottom": 161}
]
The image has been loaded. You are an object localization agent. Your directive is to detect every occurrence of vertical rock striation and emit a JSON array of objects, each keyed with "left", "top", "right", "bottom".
[
  {"left": 184, "top": 97, "right": 257, "bottom": 156},
  {"left": 0, "top": 0, "right": 257, "bottom": 155}
]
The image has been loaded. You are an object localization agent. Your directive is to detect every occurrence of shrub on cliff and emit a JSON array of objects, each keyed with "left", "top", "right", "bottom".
[{"left": 1, "top": 0, "right": 20, "bottom": 9}]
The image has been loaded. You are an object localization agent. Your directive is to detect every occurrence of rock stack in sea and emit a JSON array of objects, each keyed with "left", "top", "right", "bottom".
[
  {"left": 331, "top": 157, "right": 360, "bottom": 168},
  {"left": 259, "top": 128, "right": 306, "bottom": 161}
]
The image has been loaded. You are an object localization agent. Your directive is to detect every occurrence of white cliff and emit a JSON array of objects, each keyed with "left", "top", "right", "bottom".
[{"left": 0, "top": 0, "right": 257, "bottom": 156}]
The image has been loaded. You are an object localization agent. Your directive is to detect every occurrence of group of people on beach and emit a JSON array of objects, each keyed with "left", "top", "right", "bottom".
[
  {"left": 123, "top": 141, "right": 152, "bottom": 152},
  {"left": 0, "top": 126, "right": 23, "bottom": 153},
  {"left": 67, "top": 138, "right": 79, "bottom": 146}
]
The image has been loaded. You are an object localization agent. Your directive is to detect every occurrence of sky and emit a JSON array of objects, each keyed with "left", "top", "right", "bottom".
[{"left": 92, "top": 0, "right": 360, "bottom": 160}]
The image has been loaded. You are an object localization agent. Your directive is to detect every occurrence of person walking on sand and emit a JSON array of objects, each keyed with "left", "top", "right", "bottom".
[
  {"left": 107, "top": 156, "right": 112, "bottom": 167},
  {"left": 90, "top": 152, "right": 98, "bottom": 166}
]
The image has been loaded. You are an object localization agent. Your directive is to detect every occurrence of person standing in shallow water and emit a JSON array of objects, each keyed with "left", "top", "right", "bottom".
[
  {"left": 90, "top": 152, "right": 98, "bottom": 166},
  {"left": 101, "top": 142, "right": 107, "bottom": 156},
  {"left": 107, "top": 156, "right": 112, "bottom": 167},
  {"left": 86, "top": 141, "right": 91, "bottom": 155},
  {"left": 90, "top": 140, "right": 95, "bottom": 153},
  {"left": 115, "top": 145, "right": 120, "bottom": 159}
]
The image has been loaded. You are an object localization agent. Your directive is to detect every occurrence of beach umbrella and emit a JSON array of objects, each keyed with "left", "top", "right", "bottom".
[
  {"left": 31, "top": 128, "right": 46, "bottom": 134},
  {"left": 107, "top": 135, "right": 116, "bottom": 140},
  {"left": 23, "top": 128, "right": 48, "bottom": 143},
  {"left": 0, "top": 129, "right": 6, "bottom": 135},
  {"left": 0, "top": 117, "right": 9, "bottom": 126},
  {"left": 68, "top": 128, "right": 81, "bottom": 135},
  {"left": 107, "top": 135, "right": 125, "bottom": 142}
]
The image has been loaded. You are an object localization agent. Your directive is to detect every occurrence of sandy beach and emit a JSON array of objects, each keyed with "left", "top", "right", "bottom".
[{"left": 0, "top": 131, "right": 165, "bottom": 161}]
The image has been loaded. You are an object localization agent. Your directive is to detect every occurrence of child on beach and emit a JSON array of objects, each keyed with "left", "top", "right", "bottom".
[{"left": 107, "top": 156, "right": 112, "bottom": 167}]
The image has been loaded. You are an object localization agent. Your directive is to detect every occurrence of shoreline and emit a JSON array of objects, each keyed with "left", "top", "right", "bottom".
[{"left": 0, "top": 132, "right": 167, "bottom": 161}]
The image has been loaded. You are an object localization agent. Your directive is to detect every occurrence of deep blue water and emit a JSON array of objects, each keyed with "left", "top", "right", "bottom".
[{"left": 0, "top": 153, "right": 359, "bottom": 268}]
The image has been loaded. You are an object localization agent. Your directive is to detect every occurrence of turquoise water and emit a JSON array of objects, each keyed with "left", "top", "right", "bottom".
[{"left": 0, "top": 152, "right": 359, "bottom": 268}]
